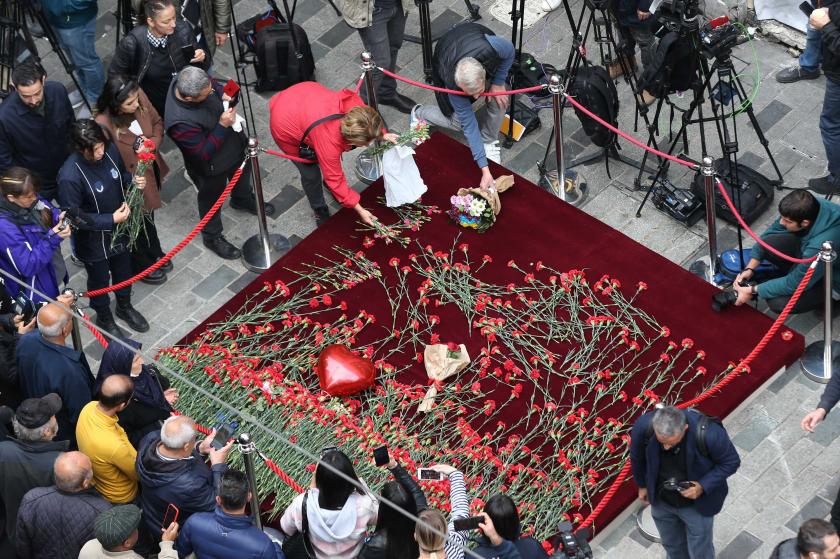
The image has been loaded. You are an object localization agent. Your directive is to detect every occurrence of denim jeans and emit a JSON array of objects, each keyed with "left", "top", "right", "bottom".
[
  {"left": 357, "top": 6, "right": 407, "bottom": 101},
  {"left": 800, "top": 24, "right": 823, "bottom": 72},
  {"left": 54, "top": 17, "right": 105, "bottom": 105},
  {"left": 821, "top": 78, "right": 840, "bottom": 178},
  {"left": 650, "top": 502, "right": 715, "bottom": 559}
]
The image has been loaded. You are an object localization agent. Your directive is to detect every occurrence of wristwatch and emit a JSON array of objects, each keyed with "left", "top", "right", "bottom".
[{"left": 750, "top": 285, "right": 757, "bottom": 295}]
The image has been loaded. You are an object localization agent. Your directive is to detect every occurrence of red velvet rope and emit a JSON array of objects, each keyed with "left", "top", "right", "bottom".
[
  {"left": 263, "top": 457, "right": 306, "bottom": 493},
  {"left": 577, "top": 264, "right": 817, "bottom": 531},
  {"left": 378, "top": 68, "right": 546, "bottom": 97},
  {"left": 82, "top": 164, "right": 247, "bottom": 298},
  {"left": 715, "top": 178, "right": 819, "bottom": 265},
  {"left": 354, "top": 74, "right": 365, "bottom": 95}
]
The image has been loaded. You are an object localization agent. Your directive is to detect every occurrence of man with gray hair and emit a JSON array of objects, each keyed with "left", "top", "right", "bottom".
[
  {"left": 629, "top": 405, "right": 740, "bottom": 559},
  {"left": 16, "top": 297, "right": 95, "bottom": 443},
  {"left": 165, "top": 66, "right": 274, "bottom": 260},
  {"left": 0, "top": 394, "right": 69, "bottom": 556},
  {"left": 411, "top": 22, "right": 515, "bottom": 191},
  {"left": 15, "top": 451, "right": 112, "bottom": 559},
  {"left": 136, "top": 414, "right": 233, "bottom": 536}
]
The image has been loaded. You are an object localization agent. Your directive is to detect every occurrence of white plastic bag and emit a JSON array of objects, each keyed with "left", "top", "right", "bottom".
[{"left": 383, "top": 145, "right": 427, "bottom": 207}]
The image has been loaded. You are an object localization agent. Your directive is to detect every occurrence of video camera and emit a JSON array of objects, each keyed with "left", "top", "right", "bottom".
[
  {"left": 549, "top": 521, "right": 593, "bottom": 559},
  {"left": 654, "top": 0, "right": 702, "bottom": 30},
  {"left": 699, "top": 17, "right": 745, "bottom": 59},
  {"left": 650, "top": 177, "right": 704, "bottom": 226}
]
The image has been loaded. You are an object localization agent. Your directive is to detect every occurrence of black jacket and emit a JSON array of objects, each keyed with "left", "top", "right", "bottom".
[
  {"left": 15, "top": 485, "right": 111, "bottom": 559},
  {"left": 432, "top": 23, "right": 500, "bottom": 117},
  {"left": 823, "top": 4, "right": 840, "bottom": 83},
  {"left": 358, "top": 464, "right": 428, "bottom": 559},
  {"left": 0, "top": 438, "right": 68, "bottom": 544},
  {"left": 109, "top": 21, "right": 201, "bottom": 88}
]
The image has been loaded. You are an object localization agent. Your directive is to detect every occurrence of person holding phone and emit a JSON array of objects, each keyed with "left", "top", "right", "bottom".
[
  {"left": 95, "top": 75, "right": 171, "bottom": 284},
  {"left": 58, "top": 120, "right": 150, "bottom": 337},
  {"left": 473, "top": 494, "right": 547, "bottom": 558},
  {"left": 109, "top": 0, "right": 206, "bottom": 119},
  {"left": 0, "top": 167, "right": 69, "bottom": 305}
]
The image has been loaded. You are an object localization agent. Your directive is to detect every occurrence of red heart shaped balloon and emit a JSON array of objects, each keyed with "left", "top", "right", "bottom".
[{"left": 316, "top": 344, "right": 375, "bottom": 396}]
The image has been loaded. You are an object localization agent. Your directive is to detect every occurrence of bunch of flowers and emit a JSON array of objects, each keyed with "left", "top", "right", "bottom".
[
  {"left": 357, "top": 199, "right": 440, "bottom": 248},
  {"left": 112, "top": 138, "right": 155, "bottom": 250},
  {"left": 448, "top": 193, "right": 494, "bottom": 232},
  {"left": 369, "top": 120, "right": 431, "bottom": 157}
]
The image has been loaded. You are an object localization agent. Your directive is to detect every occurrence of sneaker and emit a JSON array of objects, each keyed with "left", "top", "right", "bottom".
[
  {"left": 775, "top": 66, "right": 820, "bottom": 83},
  {"left": 116, "top": 303, "right": 150, "bottom": 333},
  {"left": 484, "top": 141, "right": 502, "bottom": 164},
  {"left": 230, "top": 197, "right": 276, "bottom": 217},
  {"left": 409, "top": 104, "right": 421, "bottom": 129},
  {"left": 636, "top": 90, "right": 657, "bottom": 106},
  {"left": 808, "top": 175, "right": 840, "bottom": 195},
  {"left": 203, "top": 236, "right": 241, "bottom": 260},
  {"left": 95, "top": 309, "right": 125, "bottom": 339}
]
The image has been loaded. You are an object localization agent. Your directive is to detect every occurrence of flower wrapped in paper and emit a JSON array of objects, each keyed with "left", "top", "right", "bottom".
[
  {"left": 448, "top": 175, "right": 514, "bottom": 233},
  {"left": 418, "top": 342, "right": 470, "bottom": 413}
]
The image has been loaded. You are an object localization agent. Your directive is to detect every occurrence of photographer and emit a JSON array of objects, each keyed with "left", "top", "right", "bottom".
[
  {"left": 0, "top": 168, "right": 70, "bottom": 305},
  {"left": 733, "top": 190, "right": 840, "bottom": 313}
]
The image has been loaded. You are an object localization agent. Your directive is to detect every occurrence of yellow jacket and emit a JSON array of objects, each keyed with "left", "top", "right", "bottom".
[{"left": 76, "top": 401, "right": 139, "bottom": 504}]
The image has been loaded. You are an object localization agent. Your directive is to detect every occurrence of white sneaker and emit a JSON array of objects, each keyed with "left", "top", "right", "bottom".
[
  {"left": 484, "top": 141, "right": 501, "bottom": 164},
  {"left": 542, "top": 0, "right": 562, "bottom": 11},
  {"left": 409, "top": 104, "right": 421, "bottom": 129}
]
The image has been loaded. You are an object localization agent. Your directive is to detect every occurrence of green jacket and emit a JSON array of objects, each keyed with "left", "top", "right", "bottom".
[
  {"left": 339, "top": 0, "right": 412, "bottom": 29},
  {"left": 132, "top": 0, "right": 231, "bottom": 57},
  {"left": 754, "top": 197, "right": 840, "bottom": 300}
]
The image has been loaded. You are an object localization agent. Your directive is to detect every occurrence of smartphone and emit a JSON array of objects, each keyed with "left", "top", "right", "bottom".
[
  {"left": 181, "top": 44, "right": 196, "bottom": 62},
  {"left": 373, "top": 446, "right": 389, "bottom": 467},
  {"left": 800, "top": 1, "right": 814, "bottom": 16},
  {"left": 453, "top": 516, "right": 484, "bottom": 532},
  {"left": 14, "top": 295, "right": 35, "bottom": 323},
  {"left": 417, "top": 468, "right": 444, "bottom": 481},
  {"left": 223, "top": 79, "right": 241, "bottom": 109},
  {"left": 210, "top": 425, "right": 233, "bottom": 451},
  {"left": 162, "top": 503, "right": 179, "bottom": 528}
]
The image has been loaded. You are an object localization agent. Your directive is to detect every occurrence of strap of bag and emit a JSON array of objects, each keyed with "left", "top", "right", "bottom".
[
  {"left": 301, "top": 489, "right": 315, "bottom": 558},
  {"left": 301, "top": 113, "right": 345, "bottom": 145}
]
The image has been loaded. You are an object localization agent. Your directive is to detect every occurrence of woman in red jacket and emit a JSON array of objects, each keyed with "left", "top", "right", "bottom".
[{"left": 269, "top": 82, "right": 396, "bottom": 226}]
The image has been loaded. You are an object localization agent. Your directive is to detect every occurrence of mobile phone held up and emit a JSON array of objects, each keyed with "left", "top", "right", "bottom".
[
  {"left": 416, "top": 468, "right": 445, "bottom": 481},
  {"left": 800, "top": 0, "right": 814, "bottom": 16},
  {"left": 452, "top": 516, "right": 484, "bottom": 532},
  {"left": 211, "top": 424, "right": 234, "bottom": 451},
  {"left": 373, "top": 446, "right": 389, "bottom": 467},
  {"left": 180, "top": 44, "right": 196, "bottom": 62},
  {"left": 162, "top": 503, "right": 180, "bottom": 528},
  {"left": 224, "top": 79, "right": 241, "bottom": 109}
]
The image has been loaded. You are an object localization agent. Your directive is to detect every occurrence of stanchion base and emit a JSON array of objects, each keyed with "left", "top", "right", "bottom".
[
  {"left": 539, "top": 169, "right": 588, "bottom": 208},
  {"left": 800, "top": 340, "right": 840, "bottom": 383},
  {"left": 635, "top": 504, "right": 660, "bottom": 542},
  {"left": 241, "top": 234, "right": 291, "bottom": 273},
  {"left": 354, "top": 149, "right": 382, "bottom": 185}
]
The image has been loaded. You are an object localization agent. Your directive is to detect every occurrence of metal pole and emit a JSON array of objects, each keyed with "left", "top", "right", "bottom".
[
  {"left": 802, "top": 241, "right": 840, "bottom": 383},
  {"left": 361, "top": 51, "right": 378, "bottom": 110},
  {"left": 241, "top": 138, "right": 290, "bottom": 272},
  {"left": 355, "top": 52, "right": 383, "bottom": 185},
  {"left": 702, "top": 156, "right": 719, "bottom": 282},
  {"left": 549, "top": 75, "right": 566, "bottom": 203},
  {"left": 237, "top": 433, "right": 263, "bottom": 530},
  {"left": 70, "top": 314, "right": 83, "bottom": 351}
]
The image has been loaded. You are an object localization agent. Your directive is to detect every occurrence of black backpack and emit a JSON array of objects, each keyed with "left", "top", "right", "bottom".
[
  {"left": 254, "top": 23, "right": 315, "bottom": 92},
  {"left": 644, "top": 409, "right": 724, "bottom": 458},
  {"left": 568, "top": 65, "right": 619, "bottom": 148},
  {"left": 638, "top": 30, "right": 698, "bottom": 97},
  {"left": 691, "top": 159, "right": 775, "bottom": 226}
]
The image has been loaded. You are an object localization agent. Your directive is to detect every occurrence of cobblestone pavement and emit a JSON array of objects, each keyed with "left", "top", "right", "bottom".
[{"left": 29, "top": 0, "right": 840, "bottom": 555}]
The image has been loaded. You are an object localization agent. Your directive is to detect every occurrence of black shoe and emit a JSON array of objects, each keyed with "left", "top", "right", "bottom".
[
  {"left": 140, "top": 268, "right": 167, "bottom": 285},
  {"left": 314, "top": 206, "right": 330, "bottom": 227},
  {"left": 808, "top": 175, "right": 840, "bottom": 195},
  {"left": 776, "top": 66, "right": 820, "bottom": 83},
  {"left": 231, "top": 198, "right": 276, "bottom": 217},
  {"left": 203, "top": 236, "right": 241, "bottom": 260},
  {"left": 95, "top": 309, "right": 125, "bottom": 338},
  {"left": 158, "top": 259, "right": 174, "bottom": 273},
  {"left": 380, "top": 94, "right": 417, "bottom": 114},
  {"left": 116, "top": 303, "right": 150, "bottom": 333}
]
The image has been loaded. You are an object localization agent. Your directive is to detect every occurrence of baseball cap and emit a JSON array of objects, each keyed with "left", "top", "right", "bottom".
[
  {"left": 94, "top": 504, "right": 142, "bottom": 549},
  {"left": 0, "top": 393, "right": 62, "bottom": 428}
]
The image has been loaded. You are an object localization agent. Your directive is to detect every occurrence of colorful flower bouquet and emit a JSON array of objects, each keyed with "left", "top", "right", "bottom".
[
  {"left": 112, "top": 138, "right": 155, "bottom": 250},
  {"left": 369, "top": 120, "right": 431, "bottom": 158},
  {"left": 448, "top": 175, "right": 515, "bottom": 233}
]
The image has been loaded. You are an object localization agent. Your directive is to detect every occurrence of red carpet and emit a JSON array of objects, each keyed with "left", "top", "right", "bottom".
[{"left": 178, "top": 134, "right": 804, "bottom": 535}]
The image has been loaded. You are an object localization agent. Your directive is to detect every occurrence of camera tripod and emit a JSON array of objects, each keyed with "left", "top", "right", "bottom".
[
  {"left": 405, "top": 0, "right": 481, "bottom": 82},
  {"left": 0, "top": 0, "right": 91, "bottom": 112}
]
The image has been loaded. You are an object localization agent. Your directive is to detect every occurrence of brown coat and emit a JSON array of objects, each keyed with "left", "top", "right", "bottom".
[{"left": 95, "top": 89, "right": 169, "bottom": 211}]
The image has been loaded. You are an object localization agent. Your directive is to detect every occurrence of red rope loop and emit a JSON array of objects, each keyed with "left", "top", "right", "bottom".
[
  {"left": 378, "top": 68, "right": 546, "bottom": 97},
  {"left": 263, "top": 457, "right": 306, "bottom": 493},
  {"left": 577, "top": 264, "right": 817, "bottom": 531},
  {"left": 82, "top": 163, "right": 247, "bottom": 298}
]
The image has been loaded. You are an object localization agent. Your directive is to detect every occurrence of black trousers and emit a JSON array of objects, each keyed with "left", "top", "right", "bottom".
[
  {"left": 130, "top": 213, "right": 165, "bottom": 274},
  {"left": 760, "top": 232, "right": 825, "bottom": 314},
  {"left": 83, "top": 251, "right": 133, "bottom": 312},
  {"left": 185, "top": 161, "right": 253, "bottom": 240},
  {"left": 292, "top": 160, "right": 330, "bottom": 214}
]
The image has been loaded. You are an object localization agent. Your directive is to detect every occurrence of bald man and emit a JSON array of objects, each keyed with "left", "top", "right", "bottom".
[
  {"left": 17, "top": 299, "right": 95, "bottom": 443},
  {"left": 16, "top": 451, "right": 111, "bottom": 559},
  {"left": 76, "top": 375, "right": 138, "bottom": 504}
]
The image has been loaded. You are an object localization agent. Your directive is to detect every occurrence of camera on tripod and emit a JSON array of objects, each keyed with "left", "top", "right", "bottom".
[{"left": 549, "top": 521, "right": 593, "bottom": 559}]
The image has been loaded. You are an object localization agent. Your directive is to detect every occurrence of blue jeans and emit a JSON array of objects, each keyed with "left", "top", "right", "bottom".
[
  {"left": 821, "top": 78, "right": 840, "bottom": 178},
  {"left": 650, "top": 502, "right": 715, "bottom": 559},
  {"left": 800, "top": 24, "right": 822, "bottom": 72},
  {"left": 54, "top": 17, "right": 105, "bottom": 105}
]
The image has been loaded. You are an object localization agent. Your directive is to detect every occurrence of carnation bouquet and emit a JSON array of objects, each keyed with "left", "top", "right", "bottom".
[
  {"left": 368, "top": 120, "right": 431, "bottom": 157},
  {"left": 447, "top": 175, "right": 514, "bottom": 233},
  {"left": 112, "top": 138, "right": 155, "bottom": 250}
]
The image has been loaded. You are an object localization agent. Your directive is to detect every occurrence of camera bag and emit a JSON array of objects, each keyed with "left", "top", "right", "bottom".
[
  {"left": 716, "top": 248, "right": 779, "bottom": 285},
  {"left": 254, "top": 22, "right": 315, "bottom": 92},
  {"left": 568, "top": 65, "right": 619, "bottom": 148},
  {"left": 236, "top": 8, "right": 285, "bottom": 52},
  {"left": 638, "top": 30, "right": 698, "bottom": 96},
  {"left": 691, "top": 159, "right": 774, "bottom": 226}
]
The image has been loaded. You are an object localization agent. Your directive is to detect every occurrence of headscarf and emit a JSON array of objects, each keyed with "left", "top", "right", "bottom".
[{"left": 95, "top": 337, "right": 170, "bottom": 411}]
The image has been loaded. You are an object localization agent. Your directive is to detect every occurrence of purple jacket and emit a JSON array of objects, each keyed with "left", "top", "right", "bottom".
[{"left": 0, "top": 199, "right": 64, "bottom": 304}]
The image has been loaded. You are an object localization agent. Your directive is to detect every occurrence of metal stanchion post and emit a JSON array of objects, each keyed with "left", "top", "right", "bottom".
[
  {"left": 702, "top": 156, "right": 719, "bottom": 283},
  {"left": 354, "top": 52, "right": 384, "bottom": 185},
  {"left": 801, "top": 241, "right": 840, "bottom": 383},
  {"left": 237, "top": 433, "right": 263, "bottom": 530},
  {"left": 547, "top": 74, "right": 586, "bottom": 207},
  {"left": 70, "top": 314, "right": 83, "bottom": 351},
  {"left": 241, "top": 138, "right": 290, "bottom": 272}
]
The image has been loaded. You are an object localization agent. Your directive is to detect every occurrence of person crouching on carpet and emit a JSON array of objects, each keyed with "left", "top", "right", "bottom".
[{"left": 269, "top": 81, "right": 397, "bottom": 227}]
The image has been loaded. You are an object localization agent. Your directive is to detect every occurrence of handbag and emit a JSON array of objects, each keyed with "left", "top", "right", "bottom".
[
  {"left": 282, "top": 490, "right": 315, "bottom": 559},
  {"left": 298, "top": 114, "right": 344, "bottom": 162}
]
